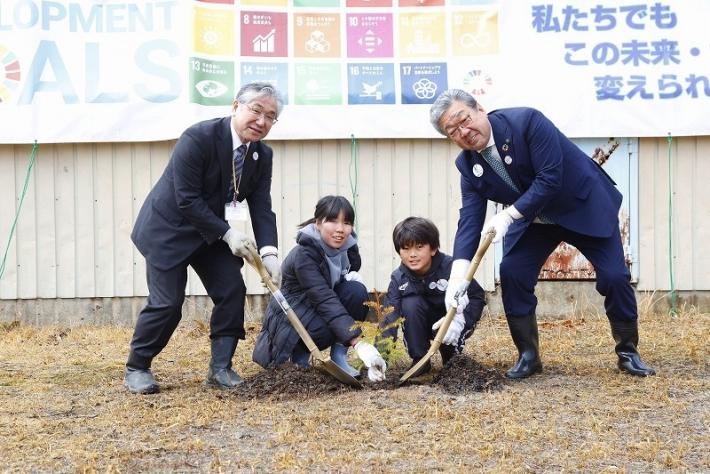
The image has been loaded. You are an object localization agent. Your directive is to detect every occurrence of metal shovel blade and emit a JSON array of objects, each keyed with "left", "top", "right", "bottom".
[
  {"left": 314, "top": 358, "right": 364, "bottom": 387},
  {"left": 399, "top": 230, "right": 495, "bottom": 385},
  {"left": 244, "top": 243, "right": 362, "bottom": 389}
]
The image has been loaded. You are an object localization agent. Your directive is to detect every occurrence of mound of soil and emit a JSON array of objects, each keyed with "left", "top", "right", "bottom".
[
  {"left": 432, "top": 355, "right": 504, "bottom": 395},
  {"left": 232, "top": 363, "right": 350, "bottom": 400},
  {"left": 232, "top": 356, "right": 503, "bottom": 399}
]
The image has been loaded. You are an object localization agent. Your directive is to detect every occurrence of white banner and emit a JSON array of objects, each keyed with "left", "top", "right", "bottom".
[{"left": 0, "top": 0, "right": 708, "bottom": 143}]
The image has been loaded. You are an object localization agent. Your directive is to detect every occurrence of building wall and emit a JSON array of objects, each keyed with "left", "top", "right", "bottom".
[
  {"left": 637, "top": 136, "right": 710, "bottom": 291},
  {"left": 1, "top": 136, "right": 708, "bottom": 308}
]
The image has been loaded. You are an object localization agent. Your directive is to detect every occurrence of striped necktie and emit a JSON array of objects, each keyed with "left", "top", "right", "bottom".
[
  {"left": 234, "top": 144, "right": 247, "bottom": 177},
  {"left": 228, "top": 144, "right": 248, "bottom": 199}
]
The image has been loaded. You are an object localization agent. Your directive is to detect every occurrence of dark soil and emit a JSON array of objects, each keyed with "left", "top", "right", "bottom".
[
  {"left": 232, "top": 363, "right": 349, "bottom": 400},
  {"left": 232, "top": 355, "right": 504, "bottom": 400},
  {"left": 432, "top": 355, "right": 504, "bottom": 394}
]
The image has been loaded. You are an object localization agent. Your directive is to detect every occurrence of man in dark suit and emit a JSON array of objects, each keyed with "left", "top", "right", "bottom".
[
  {"left": 430, "top": 89, "right": 655, "bottom": 379},
  {"left": 125, "top": 82, "right": 283, "bottom": 394}
]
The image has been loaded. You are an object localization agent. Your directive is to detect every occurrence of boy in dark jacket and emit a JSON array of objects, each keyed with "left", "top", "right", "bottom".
[{"left": 380, "top": 217, "right": 486, "bottom": 376}]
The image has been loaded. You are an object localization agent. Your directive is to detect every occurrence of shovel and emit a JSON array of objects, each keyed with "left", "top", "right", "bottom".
[
  {"left": 399, "top": 229, "right": 495, "bottom": 385},
  {"left": 244, "top": 242, "right": 363, "bottom": 389}
]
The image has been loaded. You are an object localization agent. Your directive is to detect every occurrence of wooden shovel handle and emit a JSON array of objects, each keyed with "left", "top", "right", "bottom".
[
  {"left": 431, "top": 229, "right": 496, "bottom": 344},
  {"left": 244, "top": 242, "right": 324, "bottom": 357}
]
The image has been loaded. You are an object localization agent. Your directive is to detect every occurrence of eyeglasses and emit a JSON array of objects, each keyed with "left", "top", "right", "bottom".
[
  {"left": 445, "top": 114, "right": 473, "bottom": 139},
  {"left": 244, "top": 104, "right": 278, "bottom": 125}
]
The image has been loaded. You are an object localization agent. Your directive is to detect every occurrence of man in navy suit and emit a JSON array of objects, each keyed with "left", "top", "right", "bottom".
[
  {"left": 430, "top": 89, "right": 655, "bottom": 379},
  {"left": 124, "top": 82, "right": 284, "bottom": 394}
]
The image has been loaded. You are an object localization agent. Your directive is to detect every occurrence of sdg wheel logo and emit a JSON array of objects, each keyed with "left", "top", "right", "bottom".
[
  {"left": 0, "top": 45, "right": 21, "bottom": 103},
  {"left": 463, "top": 68, "right": 493, "bottom": 96}
]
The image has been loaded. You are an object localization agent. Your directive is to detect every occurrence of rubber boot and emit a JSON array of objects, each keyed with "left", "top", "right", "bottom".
[
  {"left": 505, "top": 314, "right": 543, "bottom": 379},
  {"left": 609, "top": 319, "right": 656, "bottom": 376},
  {"left": 330, "top": 343, "right": 361, "bottom": 379},
  {"left": 439, "top": 344, "right": 457, "bottom": 366},
  {"left": 291, "top": 342, "right": 311, "bottom": 368},
  {"left": 124, "top": 352, "right": 159, "bottom": 394},
  {"left": 206, "top": 337, "right": 244, "bottom": 389}
]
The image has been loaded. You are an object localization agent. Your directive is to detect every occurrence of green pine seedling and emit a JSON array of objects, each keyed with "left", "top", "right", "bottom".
[{"left": 350, "top": 290, "right": 408, "bottom": 369}]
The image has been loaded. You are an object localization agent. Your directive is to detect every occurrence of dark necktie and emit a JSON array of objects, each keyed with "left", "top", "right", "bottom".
[
  {"left": 228, "top": 144, "right": 248, "bottom": 200},
  {"left": 234, "top": 144, "right": 247, "bottom": 177}
]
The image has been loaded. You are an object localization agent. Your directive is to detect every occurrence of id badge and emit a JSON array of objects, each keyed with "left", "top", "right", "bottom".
[{"left": 225, "top": 201, "right": 249, "bottom": 222}]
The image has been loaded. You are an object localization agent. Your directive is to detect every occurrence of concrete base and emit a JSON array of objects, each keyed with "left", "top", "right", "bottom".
[
  {"left": 0, "top": 283, "right": 707, "bottom": 327},
  {"left": 0, "top": 295, "right": 270, "bottom": 327},
  {"left": 486, "top": 281, "right": 709, "bottom": 318}
]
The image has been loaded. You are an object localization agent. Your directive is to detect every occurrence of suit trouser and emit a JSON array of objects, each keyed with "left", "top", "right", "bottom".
[
  {"left": 500, "top": 223, "right": 637, "bottom": 321},
  {"left": 401, "top": 294, "right": 484, "bottom": 360},
  {"left": 128, "top": 242, "right": 246, "bottom": 369}
]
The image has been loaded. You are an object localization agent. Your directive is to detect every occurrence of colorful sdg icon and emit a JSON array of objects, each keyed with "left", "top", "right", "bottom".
[{"left": 0, "top": 45, "right": 21, "bottom": 103}]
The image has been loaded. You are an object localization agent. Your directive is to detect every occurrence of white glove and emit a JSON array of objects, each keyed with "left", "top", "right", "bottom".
[
  {"left": 455, "top": 292, "right": 469, "bottom": 313},
  {"left": 344, "top": 271, "right": 364, "bottom": 284},
  {"left": 354, "top": 341, "right": 387, "bottom": 382},
  {"left": 432, "top": 311, "right": 466, "bottom": 346},
  {"left": 262, "top": 254, "right": 282, "bottom": 288},
  {"left": 482, "top": 206, "right": 521, "bottom": 243},
  {"left": 222, "top": 228, "right": 256, "bottom": 260},
  {"left": 445, "top": 259, "right": 470, "bottom": 312}
]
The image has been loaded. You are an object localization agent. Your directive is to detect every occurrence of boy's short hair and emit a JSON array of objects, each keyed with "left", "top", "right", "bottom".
[{"left": 392, "top": 217, "right": 440, "bottom": 252}]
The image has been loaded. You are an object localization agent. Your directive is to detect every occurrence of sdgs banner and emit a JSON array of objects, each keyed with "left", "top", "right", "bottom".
[{"left": 0, "top": 0, "right": 708, "bottom": 143}]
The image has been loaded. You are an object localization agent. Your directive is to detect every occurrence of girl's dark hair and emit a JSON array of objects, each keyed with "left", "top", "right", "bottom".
[
  {"left": 392, "top": 217, "right": 440, "bottom": 252},
  {"left": 298, "top": 195, "right": 356, "bottom": 228}
]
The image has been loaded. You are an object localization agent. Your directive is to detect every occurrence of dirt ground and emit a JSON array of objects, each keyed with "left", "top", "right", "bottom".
[{"left": 0, "top": 308, "right": 708, "bottom": 473}]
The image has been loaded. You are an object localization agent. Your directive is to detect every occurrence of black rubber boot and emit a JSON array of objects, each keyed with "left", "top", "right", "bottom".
[
  {"left": 206, "top": 337, "right": 244, "bottom": 389},
  {"left": 439, "top": 344, "right": 457, "bottom": 366},
  {"left": 505, "top": 314, "right": 543, "bottom": 379},
  {"left": 609, "top": 319, "right": 656, "bottom": 376},
  {"left": 124, "top": 352, "right": 159, "bottom": 394}
]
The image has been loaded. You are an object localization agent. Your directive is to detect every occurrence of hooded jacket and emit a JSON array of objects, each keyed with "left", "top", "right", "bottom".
[{"left": 253, "top": 230, "right": 363, "bottom": 368}]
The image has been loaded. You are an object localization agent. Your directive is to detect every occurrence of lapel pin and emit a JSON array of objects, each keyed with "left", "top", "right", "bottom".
[
  {"left": 504, "top": 155, "right": 512, "bottom": 165},
  {"left": 253, "top": 152, "right": 259, "bottom": 160},
  {"left": 502, "top": 143, "right": 509, "bottom": 151},
  {"left": 473, "top": 164, "right": 484, "bottom": 177}
]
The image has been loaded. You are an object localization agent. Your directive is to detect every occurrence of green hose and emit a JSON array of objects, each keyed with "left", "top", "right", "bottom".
[
  {"left": 667, "top": 133, "right": 677, "bottom": 317},
  {"left": 0, "top": 141, "right": 39, "bottom": 279},
  {"left": 349, "top": 134, "right": 359, "bottom": 226}
]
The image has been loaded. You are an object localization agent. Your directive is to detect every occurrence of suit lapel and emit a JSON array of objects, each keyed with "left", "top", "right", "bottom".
[
  {"left": 467, "top": 150, "right": 505, "bottom": 192},
  {"left": 470, "top": 147, "right": 508, "bottom": 192},
  {"left": 219, "top": 117, "right": 234, "bottom": 203},
  {"left": 465, "top": 148, "right": 519, "bottom": 204},
  {"left": 240, "top": 142, "right": 257, "bottom": 188}
]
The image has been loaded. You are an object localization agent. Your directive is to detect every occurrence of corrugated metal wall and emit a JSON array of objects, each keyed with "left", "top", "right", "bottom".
[
  {"left": 0, "top": 138, "right": 494, "bottom": 300},
  {"left": 637, "top": 136, "right": 710, "bottom": 291},
  {"left": 1, "top": 136, "right": 708, "bottom": 301}
]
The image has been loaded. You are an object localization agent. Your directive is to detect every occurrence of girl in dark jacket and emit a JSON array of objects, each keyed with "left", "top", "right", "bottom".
[{"left": 253, "top": 195, "right": 386, "bottom": 381}]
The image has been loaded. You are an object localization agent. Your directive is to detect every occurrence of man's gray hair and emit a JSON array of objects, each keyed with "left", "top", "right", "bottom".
[
  {"left": 236, "top": 81, "right": 284, "bottom": 116},
  {"left": 429, "top": 89, "right": 479, "bottom": 135}
]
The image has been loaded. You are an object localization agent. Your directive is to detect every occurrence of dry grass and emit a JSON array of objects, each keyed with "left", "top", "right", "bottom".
[{"left": 0, "top": 304, "right": 708, "bottom": 473}]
